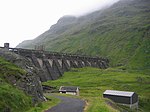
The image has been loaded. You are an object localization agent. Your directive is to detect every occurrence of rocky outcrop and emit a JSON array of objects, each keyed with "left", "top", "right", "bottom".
[{"left": 0, "top": 49, "right": 46, "bottom": 103}]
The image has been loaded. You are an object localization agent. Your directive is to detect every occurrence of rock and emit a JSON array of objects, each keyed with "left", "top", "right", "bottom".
[{"left": 0, "top": 49, "right": 45, "bottom": 103}]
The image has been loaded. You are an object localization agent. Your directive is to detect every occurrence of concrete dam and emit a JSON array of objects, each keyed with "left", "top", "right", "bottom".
[{"left": 1, "top": 43, "right": 109, "bottom": 82}]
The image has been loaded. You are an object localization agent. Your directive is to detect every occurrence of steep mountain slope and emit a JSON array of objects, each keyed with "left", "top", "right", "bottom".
[{"left": 17, "top": 0, "right": 150, "bottom": 70}]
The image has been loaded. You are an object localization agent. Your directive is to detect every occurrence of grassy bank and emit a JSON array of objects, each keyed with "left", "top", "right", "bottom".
[
  {"left": 0, "top": 82, "right": 32, "bottom": 112},
  {"left": 0, "top": 57, "right": 61, "bottom": 112},
  {"left": 0, "top": 57, "right": 31, "bottom": 112},
  {"left": 43, "top": 67, "right": 150, "bottom": 112},
  {"left": 27, "top": 94, "right": 60, "bottom": 112}
]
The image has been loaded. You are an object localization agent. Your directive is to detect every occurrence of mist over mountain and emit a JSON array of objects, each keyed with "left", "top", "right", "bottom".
[{"left": 17, "top": 0, "right": 150, "bottom": 70}]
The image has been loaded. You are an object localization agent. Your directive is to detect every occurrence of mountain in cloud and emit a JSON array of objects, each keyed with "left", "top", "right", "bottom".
[{"left": 17, "top": 0, "right": 150, "bottom": 70}]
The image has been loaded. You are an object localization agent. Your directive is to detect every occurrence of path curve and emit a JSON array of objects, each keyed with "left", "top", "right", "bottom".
[{"left": 45, "top": 94, "right": 85, "bottom": 112}]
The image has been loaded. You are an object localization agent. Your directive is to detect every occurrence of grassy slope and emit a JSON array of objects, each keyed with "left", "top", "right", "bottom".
[
  {"left": 17, "top": 0, "right": 150, "bottom": 70},
  {"left": 43, "top": 67, "right": 150, "bottom": 112},
  {"left": 0, "top": 57, "right": 60, "bottom": 112},
  {"left": 0, "top": 57, "right": 32, "bottom": 112},
  {"left": 27, "top": 94, "right": 60, "bottom": 112},
  {"left": 47, "top": 0, "right": 150, "bottom": 69}
]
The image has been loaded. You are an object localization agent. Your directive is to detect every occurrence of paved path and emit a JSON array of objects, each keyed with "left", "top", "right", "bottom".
[{"left": 45, "top": 94, "right": 85, "bottom": 112}]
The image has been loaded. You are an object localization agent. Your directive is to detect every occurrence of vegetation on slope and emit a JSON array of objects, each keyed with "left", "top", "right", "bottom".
[
  {"left": 0, "top": 57, "right": 61, "bottom": 112},
  {"left": 27, "top": 95, "right": 60, "bottom": 112},
  {"left": 17, "top": 0, "right": 150, "bottom": 70},
  {"left": 43, "top": 67, "right": 150, "bottom": 112},
  {"left": 0, "top": 57, "right": 32, "bottom": 112}
]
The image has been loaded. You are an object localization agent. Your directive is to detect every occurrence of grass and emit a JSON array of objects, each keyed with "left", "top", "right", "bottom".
[
  {"left": 0, "top": 82, "right": 32, "bottom": 112},
  {"left": 27, "top": 94, "right": 60, "bottom": 112},
  {"left": 0, "top": 57, "right": 32, "bottom": 112},
  {"left": 0, "top": 57, "right": 26, "bottom": 80},
  {"left": 0, "top": 57, "right": 61, "bottom": 112},
  {"left": 0, "top": 57, "right": 60, "bottom": 112},
  {"left": 43, "top": 67, "right": 150, "bottom": 112}
]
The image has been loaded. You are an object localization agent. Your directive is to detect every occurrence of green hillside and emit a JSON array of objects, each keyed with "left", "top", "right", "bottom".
[
  {"left": 43, "top": 67, "right": 150, "bottom": 112},
  {"left": 0, "top": 57, "right": 32, "bottom": 112},
  {"left": 0, "top": 56, "right": 61, "bottom": 112},
  {"left": 17, "top": 0, "right": 150, "bottom": 70}
]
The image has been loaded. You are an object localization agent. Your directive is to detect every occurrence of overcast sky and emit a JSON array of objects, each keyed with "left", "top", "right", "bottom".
[{"left": 0, "top": 0, "right": 119, "bottom": 47}]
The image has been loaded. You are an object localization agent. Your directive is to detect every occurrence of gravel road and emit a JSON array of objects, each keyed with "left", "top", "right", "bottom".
[{"left": 45, "top": 94, "right": 85, "bottom": 112}]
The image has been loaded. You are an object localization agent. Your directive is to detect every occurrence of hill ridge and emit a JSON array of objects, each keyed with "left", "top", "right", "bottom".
[{"left": 17, "top": 0, "right": 150, "bottom": 70}]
